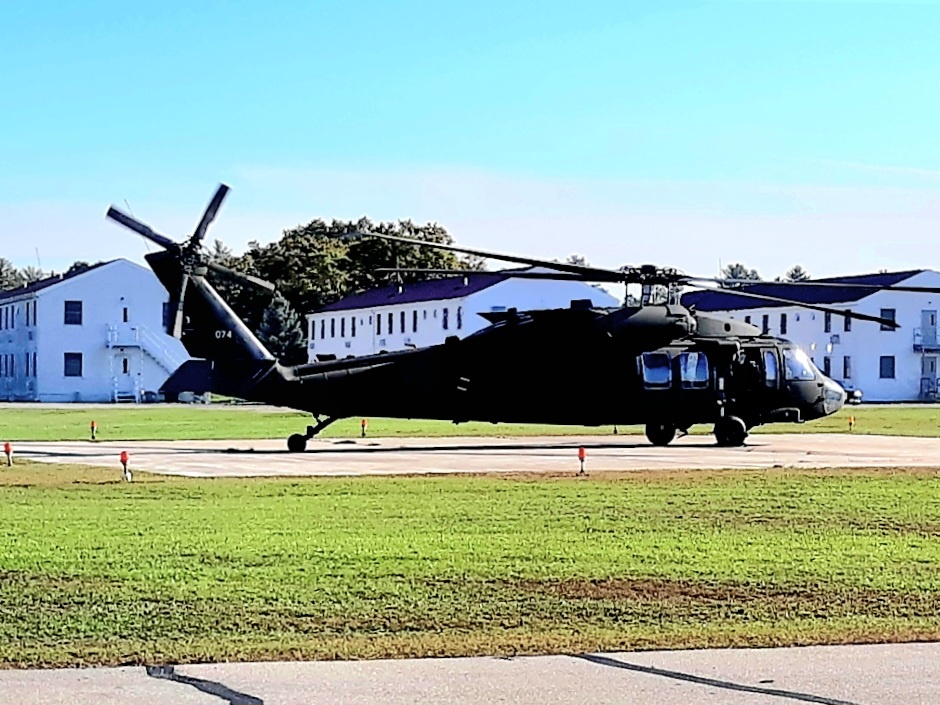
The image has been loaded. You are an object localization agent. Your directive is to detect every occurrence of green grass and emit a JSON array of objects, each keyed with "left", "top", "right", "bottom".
[
  {"left": 3, "top": 462, "right": 940, "bottom": 667},
  {"left": 0, "top": 403, "right": 938, "bottom": 442}
]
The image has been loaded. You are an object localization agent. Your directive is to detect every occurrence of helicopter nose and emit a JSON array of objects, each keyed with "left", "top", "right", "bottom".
[{"left": 822, "top": 378, "right": 847, "bottom": 416}]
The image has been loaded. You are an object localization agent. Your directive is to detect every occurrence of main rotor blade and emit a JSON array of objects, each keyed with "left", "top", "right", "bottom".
[
  {"left": 352, "top": 231, "right": 625, "bottom": 282},
  {"left": 375, "top": 267, "right": 592, "bottom": 281},
  {"left": 171, "top": 272, "right": 190, "bottom": 338},
  {"left": 709, "top": 277, "right": 940, "bottom": 295},
  {"left": 207, "top": 261, "right": 276, "bottom": 292},
  {"left": 191, "top": 184, "right": 230, "bottom": 246},
  {"left": 105, "top": 206, "right": 179, "bottom": 251},
  {"left": 690, "top": 285, "right": 900, "bottom": 329}
]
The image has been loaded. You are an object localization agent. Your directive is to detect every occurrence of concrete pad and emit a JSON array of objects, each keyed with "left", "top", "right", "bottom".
[
  {"left": 2, "top": 643, "right": 938, "bottom": 704},
  {"left": 12, "top": 433, "right": 940, "bottom": 477}
]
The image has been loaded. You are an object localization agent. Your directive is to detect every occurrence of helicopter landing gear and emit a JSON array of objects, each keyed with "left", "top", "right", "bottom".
[
  {"left": 286, "top": 416, "right": 339, "bottom": 452},
  {"left": 714, "top": 415, "right": 748, "bottom": 447},
  {"left": 645, "top": 422, "right": 676, "bottom": 446}
]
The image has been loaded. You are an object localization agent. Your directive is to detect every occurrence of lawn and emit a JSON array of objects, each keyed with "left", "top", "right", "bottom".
[
  {"left": 0, "top": 403, "right": 937, "bottom": 442},
  {"left": 2, "top": 462, "right": 940, "bottom": 667}
]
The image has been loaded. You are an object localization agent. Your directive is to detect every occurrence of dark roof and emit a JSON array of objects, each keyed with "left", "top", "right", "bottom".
[
  {"left": 317, "top": 271, "right": 513, "bottom": 312},
  {"left": 682, "top": 270, "right": 926, "bottom": 311},
  {"left": 0, "top": 261, "right": 113, "bottom": 302}
]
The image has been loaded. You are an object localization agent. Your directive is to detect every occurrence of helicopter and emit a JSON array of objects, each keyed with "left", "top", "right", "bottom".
[{"left": 105, "top": 184, "right": 940, "bottom": 450}]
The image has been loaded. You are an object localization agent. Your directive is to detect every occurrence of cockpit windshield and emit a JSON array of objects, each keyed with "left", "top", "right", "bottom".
[{"left": 783, "top": 348, "right": 817, "bottom": 381}]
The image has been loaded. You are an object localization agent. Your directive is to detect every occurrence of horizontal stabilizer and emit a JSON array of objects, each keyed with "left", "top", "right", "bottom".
[{"left": 160, "top": 359, "right": 212, "bottom": 395}]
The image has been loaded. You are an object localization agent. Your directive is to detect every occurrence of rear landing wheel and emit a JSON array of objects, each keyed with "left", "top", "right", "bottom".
[
  {"left": 645, "top": 422, "right": 676, "bottom": 446},
  {"left": 714, "top": 416, "right": 748, "bottom": 447},
  {"left": 287, "top": 433, "right": 308, "bottom": 453}
]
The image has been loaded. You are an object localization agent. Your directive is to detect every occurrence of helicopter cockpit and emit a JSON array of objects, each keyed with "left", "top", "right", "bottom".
[{"left": 780, "top": 344, "right": 846, "bottom": 420}]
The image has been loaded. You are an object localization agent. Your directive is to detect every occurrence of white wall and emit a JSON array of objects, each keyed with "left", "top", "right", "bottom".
[
  {"left": 0, "top": 260, "right": 187, "bottom": 402},
  {"left": 717, "top": 270, "right": 940, "bottom": 402},
  {"left": 306, "top": 278, "right": 618, "bottom": 361}
]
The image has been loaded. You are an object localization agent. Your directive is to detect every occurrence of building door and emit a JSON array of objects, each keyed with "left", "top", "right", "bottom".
[
  {"left": 921, "top": 356, "right": 938, "bottom": 398},
  {"left": 922, "top": 310, "right": 937, "bottom": 346}
]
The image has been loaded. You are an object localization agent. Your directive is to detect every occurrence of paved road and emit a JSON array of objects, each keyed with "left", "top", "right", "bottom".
[
  {"left": 2, "top": 643, "right": 938, "bottom": 704},
  {"left": 13, "top": 432, "right": 940, "bottom": 477}
]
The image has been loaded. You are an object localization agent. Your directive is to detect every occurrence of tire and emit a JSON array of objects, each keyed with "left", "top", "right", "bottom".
[
  {"left": 645, "top": 422, "right": 676, "bottom": 446},
  {"left": 714, "top": 416, "right": 748, "bottom": 447},
  {"left": 287, "top": 433, "right": 308, "bottom": 453}
]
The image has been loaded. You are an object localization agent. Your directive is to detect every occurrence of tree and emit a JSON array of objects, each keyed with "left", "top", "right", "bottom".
[
  {"left": 0, "top": 258, "right": 25, "bottom": 291},
  {"left": 256, "top": 293, "right": 307, "bottom": 365},
  {"left": 721, "top": 263, "right": 761, "bottom": 282},
  {"left": 780, "top": 265, "right": 811, "bottom": 282},
  {"left": 65, "top": 261, "right": 99, "bottom": 276},
  {"left": 19, "top": 266, "right": 44, "bottom": 284}
]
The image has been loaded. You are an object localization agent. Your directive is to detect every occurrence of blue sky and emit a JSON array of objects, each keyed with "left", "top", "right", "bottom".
[{"left": 2, "top": 1, "right": 939, "bottom": 286}]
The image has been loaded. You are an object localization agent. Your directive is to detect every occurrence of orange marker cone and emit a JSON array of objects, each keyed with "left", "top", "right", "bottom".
[{"left": 120, "top": 451, "right": 132, "bottom": 482}]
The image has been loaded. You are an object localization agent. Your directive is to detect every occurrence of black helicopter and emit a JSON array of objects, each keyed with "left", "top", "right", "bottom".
[{"left": 105, "top": 184, "right": 940, "bottom": 450}]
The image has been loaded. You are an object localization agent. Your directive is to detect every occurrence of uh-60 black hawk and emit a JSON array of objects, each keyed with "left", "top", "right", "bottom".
[{"left": 106, "top": 184, "right": 940, "bottom": 451}]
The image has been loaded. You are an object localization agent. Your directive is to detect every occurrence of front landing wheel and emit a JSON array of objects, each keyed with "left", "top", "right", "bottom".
[
  {"left": 645, "top": 422, "right": 676, "bottom": 446},
  {"left": 714, "top": 416, "right": 748, "bottom": 447},
  {"left": 287, "top": 433, "right": 308, "bottom": 453}
]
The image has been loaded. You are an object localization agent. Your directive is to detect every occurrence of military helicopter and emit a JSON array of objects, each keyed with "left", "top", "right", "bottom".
[{"left": 105, "top": 184, "right": 940, "bottom": 450}]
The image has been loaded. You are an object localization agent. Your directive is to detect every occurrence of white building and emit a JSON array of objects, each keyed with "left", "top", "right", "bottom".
[
  {"left": 0, "top": 259, "right": 188, "bottom": 402},
  {"left": 306, "top": 269, "right": 619, "bottom": 361},
  {"left": 682, "top": 269, "right": 940, "bottom": 402}
]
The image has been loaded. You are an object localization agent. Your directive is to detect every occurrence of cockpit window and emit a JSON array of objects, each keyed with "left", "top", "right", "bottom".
[
  {"left": 640, "top": 352, "right": 672, "bottom": 388},
  {"left": 764, "top": 350, "right": 778, "bottom": 386},
  {"left": 783, "top": 348, "right": 817, "bottom": 381},
  {"left": 679, "top": 351, "right": 709, "bottom": 388}
]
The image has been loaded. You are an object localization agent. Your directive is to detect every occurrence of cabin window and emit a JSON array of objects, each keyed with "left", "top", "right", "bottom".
[
  {"left": 779, "top": 313, "right": 787, "bottom": 335},
  {"left": 639, "top": 352, "right": 672, "bottom": 388},
  {"left": 678, "top": 352, "right": 708, "bottom": 389},
  {"left": 843, "top": 314, "right": 852, "bottom": 332},
  {"left": 783, "top": 348, "right": 816, "bottom": 381},
  {"left": 880, "top": 309, "right": 896, "bottom": 331},
  {"left": 763, "top": 350, "right": 779, "bottom": 386},
  {"left": 64, "top": 300, "right": 82, "bottom": 325},
  {"left": 879, "top": 355, "right": 895, "bottom": 379},
  {"left": 843, "top": 356, "right": 852, "bottom": 379},
  {"left": 64, "top": 352, "right": 83, "bottom": 377}
]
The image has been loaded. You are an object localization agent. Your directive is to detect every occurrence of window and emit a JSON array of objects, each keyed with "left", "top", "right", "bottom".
[
  {"left": 123, "top": 307, "right": 129, "bottom": 323},
  {"left": 783, "top": 348, "right": 816, "bottom": 381},
  {"left": 400, "top": 310, "right": 406, "bottom": 335},
  {"left": 744, "top": 315, "right": 751, "bottom": 325},
  {"left": 320, "top": 319, "right": 326, "bottom": 339},
  {"left": 824, "top": 311, "right": 832, "bottom": 333},
  {"left": 879, "top": 356, "right": 896, "bottom": 379},
  {"left": 340, "top": 317, "right": 346, "bottom": 337},
  {"left": 764, "top": 350, "right": 779, "bottom": 386},
  {"left": 377, "top": 314, "right": 382, "bottom": 335},
  {"left": 880, "top": 308, "right": 896, "bottom": 331},
  {"left": 24, "top": 303, "right": 29, "bottom": 327},
  {"left": 423, "top": 310, "right": 428, "bottom": 320},
  {"left": 639, "top": 352, "right": 672, "bottom": 388},
  {"left": 122, "top": 358, "right": 129, "bottom": 374},
  {"left": 761, "top": 314, "right": 769, "bottom": 334},
  {"left": 351, "top": 316, "right": 356, "bottom": 337},
  {"left": 843, "top": 356, "right": 852, "bottom": 379},
  {"left": 330, "top": 318, "right": 335, "bottom": 338},
  {"left": 442, "top": 307, "right": 449, "bottom": 330},
  {"left": 388, "top": 312, "right": 393, "bottom": 334},
  {"left": 64, "top": 352, "right": 83, "bottom": 377},
  {"left": 32, "top": 352, "right": 36, "bottom": 377},
  {"left": 843, "top": 313, "right": 852, "bottom": 332},
  {"left": 457, "top": 306, "right": 463, "bottom": 330},
  {"left": 779, "top": 313, "right": 787, "bottom": 335},
  {"left": 678, "top": 352, "right": 709, "bottom": 388},
  {"left": 25, "top": 353, "right": 29, "bottom": 377},
  {"left": 32, "top": 301, "right": 37, "bottom": 326},
  {"left": 412, "top": 310, "right": 418, "bottom": 333},
  {"left": 64, "top": 300, "right": 82, "bottom": 325},
  {"left": 823, "top": 356, "right": 831, "bottom": 377}
]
